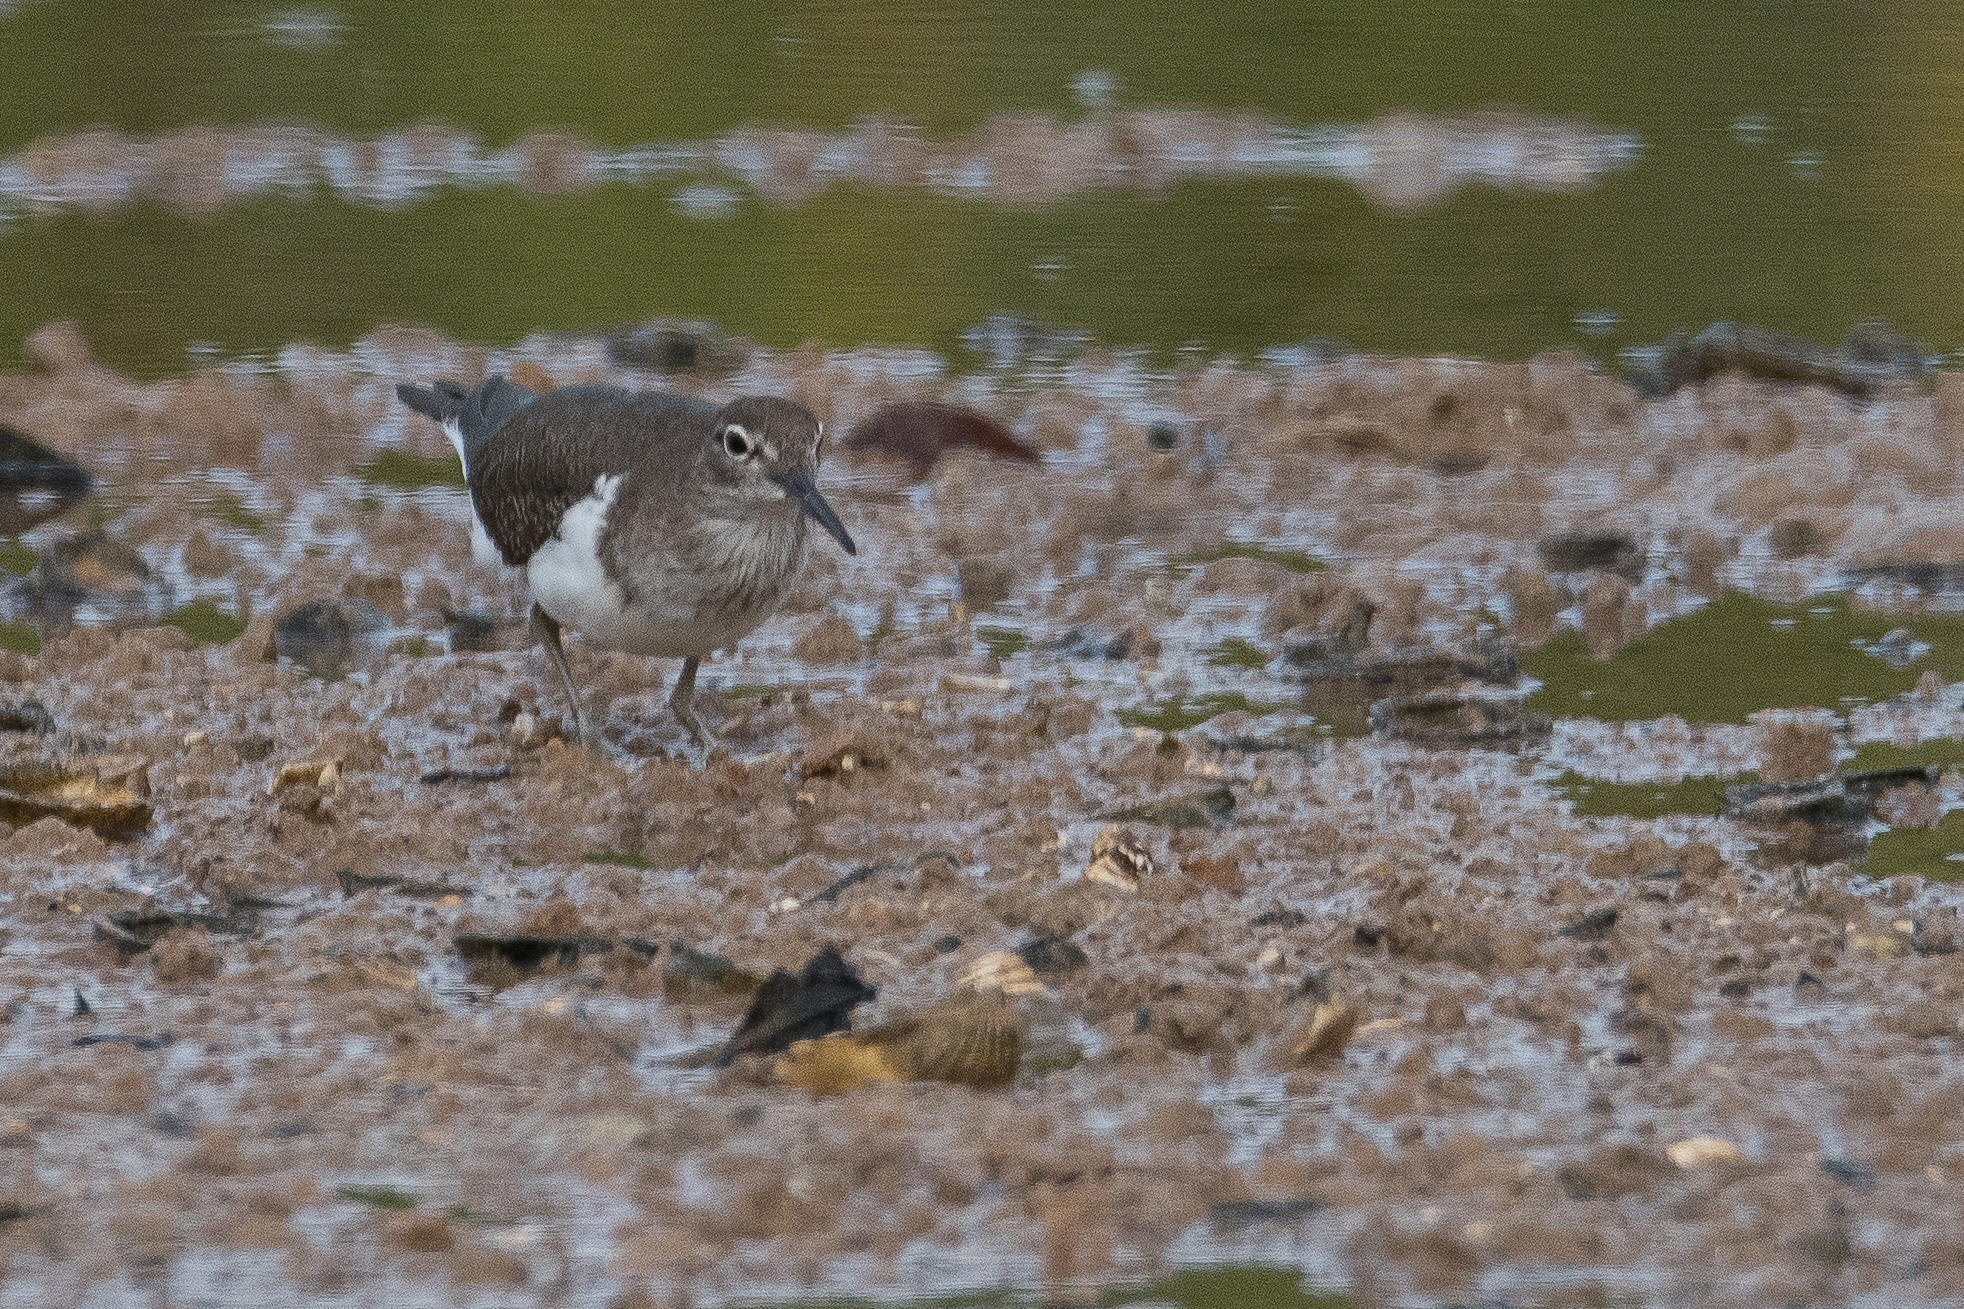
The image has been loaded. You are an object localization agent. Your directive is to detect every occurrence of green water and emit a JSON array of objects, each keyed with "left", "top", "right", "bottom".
[
  {"left": 1537, "top": 603, "right": 1964, "bottom": 862},
  {"left": 1523, "top": 592, "right": 1964, "bottom": 725},
  {"left": 0, "top": 3, "right": 1960, "bottom": 375}
]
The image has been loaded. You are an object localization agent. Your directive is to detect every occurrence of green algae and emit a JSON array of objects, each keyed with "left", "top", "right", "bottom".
[
  {"left": 0, "top": 540, "right": 37, "bottom": 577},
  {"left": 1208, "top": 637, "right": 1271, "bottom": 670},
  {"left": 1117, "top": 691, "right": 1288, "bottom": 733},
  {"left": 581, "top": 850, "right": 651, "bottom": 869},
  {"left": 1177, "top": 542, "right": 1326, "bottom": 574},
  {"left": 356, "top": 449, "right": 466, "bottom": 491},
  {"left": 1524, "top": 591, "right": 1964, "bottom": 725},
  {"left": 1843, "top": 738, "right": 1964, "bottom": 776},
  {"left": 164, "top": 599, "right": 245, "bottom": 645},
  {"left": 335, "top": 1185, "right": 417, "bottom": 1210},
  {"left": 1551, "top": 770, "right": 1737, "bottom": 820},
  {"left": 976, "top": 624, "right": 1028, "bottom": 659},
  {"left": 194, "top": 490, "right": 265, "bottom": 533},
  {"left": 1862, "top": 809, "right": 1964, "bottom": 883},
  {"left": 0, "top": 623, "right": 41, "bottom": 656}
]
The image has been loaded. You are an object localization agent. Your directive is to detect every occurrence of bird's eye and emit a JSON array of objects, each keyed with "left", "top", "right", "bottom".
[{"left": 722, "top": 426, "right": 753, "bottom": 458}]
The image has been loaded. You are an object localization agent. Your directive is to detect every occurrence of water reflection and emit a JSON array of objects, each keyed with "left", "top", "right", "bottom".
[{"left": 0, "top": 109, "right": 1637, "bottom": 220}]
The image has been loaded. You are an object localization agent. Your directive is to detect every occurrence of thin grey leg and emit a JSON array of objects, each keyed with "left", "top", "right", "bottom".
[
  {"left": 668, "top": 654, "right": 717, "bottom": 749},
  {"left": 531, "top": 602, "right": 601, "bottom": 749}
]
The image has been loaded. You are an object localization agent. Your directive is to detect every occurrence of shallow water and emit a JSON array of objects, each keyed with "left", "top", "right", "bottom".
[{"left": 2, "top": 3, "right": 1962, "bottom": 374}]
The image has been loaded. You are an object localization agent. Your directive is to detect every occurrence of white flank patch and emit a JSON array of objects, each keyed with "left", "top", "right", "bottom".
[
  {"left": 469, "top": 515, "right": 503, "bottom": 569},
  {"left": 527, "top": 473, "right": 631, "bottom": 641}
]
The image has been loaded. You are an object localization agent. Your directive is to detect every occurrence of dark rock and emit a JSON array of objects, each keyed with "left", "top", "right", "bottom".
[
  {"left": 1537, "top": 530, "right": 1644, "bottom": 580},
  {"left": 1911, "top": 919, "right": 1959, "bottom": 956},
  {"left": 1146, "top": 424, "right": 1181, "bottom": 451},
  {"left": 1017, "top": 935, "right": 1088, "bottom": 976},
  {"left": 73, "top": 1032, "right": 175, "bottom": 1052},
  {"left": 1558, "top": 908, "right": 1620, "bottom": 941},
  {"left": 0, "top": 427, "right": 91, "bottom": 536},
  {"left": 604, "top": 319, "right": 750, "bottom": 376},
  {"left": 932, "top": 934, "right": 962, "bottom": 954},
  {"left": 713, "top": 945, "right": 876, "bottom": 1067},
  {"left": 443, "top": 608, "right": 532, "bottom": 653},
  {"left": 417, "top": 764, "right": 512, "bottom": 786},
  {"left": 275, "top": 600, "right": 384, "bottom": 679},
  {"left": 1208, "top": 1198, "right": 1324, "bottom": 1232},
  {"left": 1718, "top": 978, "right": 1752, "bottom": 998},
  {"left": 0, "top": 700, "right": 53, "bottom": 735},
  {"left": 233, "top": 734, "right": 277, "bottom": 763},
  {"left": 1818, "top": 1158, "right": 1877, "bottom": 1191},
  {"left": 1770, "top": 518, "right": 1821, "bottom": 560},
  {"left": 1105, "top": 787, "right": 1235, "bottom": 829},
  {"left": 454, "top": 932, "right": 613, "bottom": 972},
  {"left": 1369, "top": 693, "right": 1551, "bottom": 749},
  {"left": 94, "top": 905, "right": 256, "bottom": 953},
  {"left": 1252, "top": 908, "right": 1307, "bottom": 929},
  {"left": 1622, "top": 319, "right": 1926, "bottom": 401},
  {"left": 1724, "top": 776, "right": 1866, "bottom": 825},
  {"left": 841, "top": 402, "right": 1040, "bottom": 481},
  {"left": 335, "top": 867, "right": 470, "bottom": 899}
]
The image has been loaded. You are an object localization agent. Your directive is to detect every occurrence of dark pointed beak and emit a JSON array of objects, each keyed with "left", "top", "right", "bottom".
[{"left": 771, "top": 466, "right": 857, "bottom": 556}]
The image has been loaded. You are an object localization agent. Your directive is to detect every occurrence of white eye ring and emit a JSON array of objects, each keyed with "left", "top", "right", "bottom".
[{"left": 722, "top": 425, "right": 754, "bottom": 458}]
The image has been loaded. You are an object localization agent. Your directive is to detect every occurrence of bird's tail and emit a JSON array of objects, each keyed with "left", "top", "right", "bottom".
[{"left": 395, "top": 376, "right": 536, "bottom": 481}]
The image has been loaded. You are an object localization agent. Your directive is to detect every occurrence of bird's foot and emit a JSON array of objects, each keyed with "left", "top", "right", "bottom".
[{"left": 671, "top": 703, "right": 720, "bottom": 753}]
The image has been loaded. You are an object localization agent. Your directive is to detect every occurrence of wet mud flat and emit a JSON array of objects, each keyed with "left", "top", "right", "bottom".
[{"left": 1, "top": 323, "right": 1964, "bottom": 1306}]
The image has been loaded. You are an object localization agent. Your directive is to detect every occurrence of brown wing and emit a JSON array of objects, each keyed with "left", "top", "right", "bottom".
[{"left": 467, "top": 386, "right": 715, "bottom": 566}]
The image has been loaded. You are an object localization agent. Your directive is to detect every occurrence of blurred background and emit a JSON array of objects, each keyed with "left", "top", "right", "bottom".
[{"left": 0, "top": 0, "right": 1958, "bottom": 378}]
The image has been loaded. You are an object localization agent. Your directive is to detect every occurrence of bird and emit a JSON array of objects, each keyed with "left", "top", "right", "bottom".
[{"left": 395, "top": 375, "right": 856, "bottom": 750}]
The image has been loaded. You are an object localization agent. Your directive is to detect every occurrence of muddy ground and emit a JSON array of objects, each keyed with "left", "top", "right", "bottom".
[{"left": 1, "top": 321, "right": 1963, "bottom": 1307}]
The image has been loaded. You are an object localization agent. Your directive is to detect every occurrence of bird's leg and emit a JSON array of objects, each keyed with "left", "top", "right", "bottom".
[
  {"left": 531, "top": 602, "right": 602, "bottom": 750},
  {"left": 668, "top": 655, "right": 718, "bottom": 750}
]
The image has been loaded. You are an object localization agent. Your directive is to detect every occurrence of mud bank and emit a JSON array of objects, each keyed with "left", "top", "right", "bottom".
[{"left": 0, "top": 323, "right": 1962, "bottom": 1306}]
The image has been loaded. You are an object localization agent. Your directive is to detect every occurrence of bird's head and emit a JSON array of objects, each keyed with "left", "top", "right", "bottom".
[{"left": 707, "top": 396, "right": 856, "bottom": 556}]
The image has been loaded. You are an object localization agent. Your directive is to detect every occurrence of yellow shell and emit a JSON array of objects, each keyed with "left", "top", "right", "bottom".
[
  {"left": 869, "top": 992, "right": 1024, "bottom": 1089},
  {"left": 1287, "top": 997, "right": 1361, "bottom": 1062}
]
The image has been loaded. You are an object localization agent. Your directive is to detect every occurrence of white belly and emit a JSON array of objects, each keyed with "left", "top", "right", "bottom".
[{"left": 524, "top": 474, "right": 769, "bottom": 658}]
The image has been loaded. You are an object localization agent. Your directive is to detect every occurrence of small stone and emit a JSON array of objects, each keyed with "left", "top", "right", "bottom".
[
  {"left": 956, "top": 951, "right": 1045, "bottom": 996},
  {"left": 1666, "top": 1136, "right": 1744, "bottom": 1168}
]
